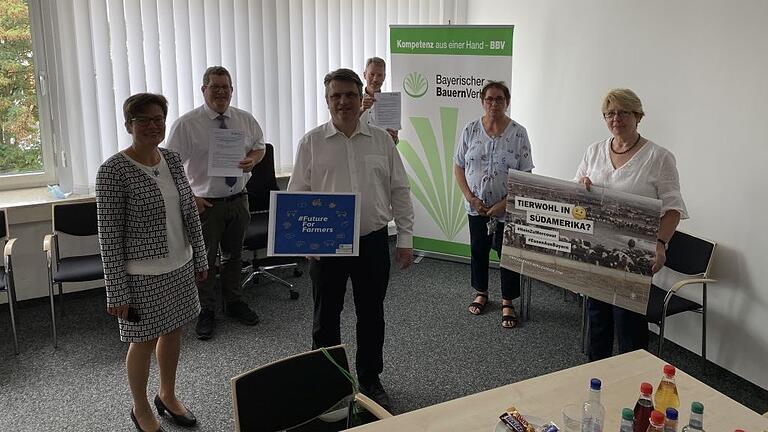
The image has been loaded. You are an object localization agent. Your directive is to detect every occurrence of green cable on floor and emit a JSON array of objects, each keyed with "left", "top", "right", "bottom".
[{"left": 319, "top": 347, "right": 363, "bottom": 426}]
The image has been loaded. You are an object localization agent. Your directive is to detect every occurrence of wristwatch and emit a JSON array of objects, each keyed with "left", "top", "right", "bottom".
[{"left": 657, "top": 238, "right": 668, "bottom": 250}]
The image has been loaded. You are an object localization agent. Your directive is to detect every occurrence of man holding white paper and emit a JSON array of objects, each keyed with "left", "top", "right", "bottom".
[
  {"left": 360, "top": 57, "right": 400, "bottom": 144},
  {"left": 166, "top": 66, "right": 265, "bottom": 340}
]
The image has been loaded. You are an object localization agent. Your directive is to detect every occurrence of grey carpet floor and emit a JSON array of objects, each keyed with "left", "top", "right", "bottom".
[{"left": 1, "top": 251, "right": 766, "bottom": 431}]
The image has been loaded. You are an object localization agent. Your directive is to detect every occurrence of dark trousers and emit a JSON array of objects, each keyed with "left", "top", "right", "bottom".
[
  {"left": 587, "top": 297, "right": 649, "bottom": 361},
  {"left": 468, "top": 215, "right": 520, "bottom": 300},
  {"left": 309, "top": 227, "right": 390, "bottom": 385},
  {"left": 198, "top": 193, "right": 250, "bottom": 311}
]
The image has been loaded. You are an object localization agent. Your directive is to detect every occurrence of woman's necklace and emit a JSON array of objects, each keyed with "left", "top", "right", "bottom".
[
  {"left": 610, "top": 133, "right": 641, "bottom": 155},
  {"left": 127, "top": 147, "right": 160, "bottom": 177}
]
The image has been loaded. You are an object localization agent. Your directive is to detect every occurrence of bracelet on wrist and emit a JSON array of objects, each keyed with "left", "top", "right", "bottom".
[{"left": 657, "top": 238, "right": 668, "bottom": 250}]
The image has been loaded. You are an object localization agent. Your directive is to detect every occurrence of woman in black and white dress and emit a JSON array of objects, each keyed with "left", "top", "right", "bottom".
[{"left": 96, "top": 93, "right": 208, "bottom": 432}]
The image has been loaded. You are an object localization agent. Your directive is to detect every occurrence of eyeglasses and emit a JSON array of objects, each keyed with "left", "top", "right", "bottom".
[
  {"left": 603, "top": 110, "right": 634, "bottom": 119},
  {"left": 205, "top": 84, "right": 232, "bottom": 93},
  {"left": 328, "top": 91, "right": 361, "bottom": 101},
  {"left": 131, "top": 116, "right": 165, "bottom": 126},
  {"left": 483, "top": 96, "right": 507, "bottom": 105}
]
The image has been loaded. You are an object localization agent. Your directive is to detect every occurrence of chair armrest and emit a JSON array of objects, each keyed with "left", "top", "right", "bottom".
[
  {"left": 3, "top": 238, "right": 16, "bottom": 266},
  {"left": 43, "top": 233, "right": 57, "bottom": 265},
  {"left": 354, "top": 393, "right": 393, "bottom": 419},
  {"left": 43, "top": 234, "right": 53, "bottom": 252},
  {"left": 669, "top": 278, "right": 717, "bottom": 293}
]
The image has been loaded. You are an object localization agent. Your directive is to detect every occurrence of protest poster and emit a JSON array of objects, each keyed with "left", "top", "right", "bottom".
[
  {"left": 268, "top": 191, "right": 360, "bottom": 257},
  {"left": 500, "top": 171, "right": 661, "bottom": 314}
]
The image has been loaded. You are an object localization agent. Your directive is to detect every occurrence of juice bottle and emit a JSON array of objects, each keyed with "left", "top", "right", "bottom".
[
  {"left": 681, "top": 402, "right": 704, "bottom": 432},
  {"left": 654, "top": 364, "right": 680, "bottom": 411},
  {"left": 581, "top": 378, "right": 605, "bottom": 432},
  {"left": 664, "top": 408, "right": 678, "bottom": 432},
  {"left": 646, "top": 410, "right": 665, "bottom": 432},
  {"left": 633, "top": 382, "right": 654, "bottom": 432},
  {"left": 620, "top": 408, "right": 634, "bottom": 432}
]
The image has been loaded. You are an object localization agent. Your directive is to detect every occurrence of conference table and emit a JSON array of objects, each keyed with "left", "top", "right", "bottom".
[{"left": 348, "top": 350, "right": 768, "bottom": 431}]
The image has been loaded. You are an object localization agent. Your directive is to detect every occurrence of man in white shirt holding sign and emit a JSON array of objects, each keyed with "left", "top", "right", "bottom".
[
  {"left": 289, "top": 68, "right": 414, "bottom": 411},
  {"left": 360, "top": 57, "right": 400, "bottom": 144},
  {"left": 166, "top": 66, "right": 264, "bottom": 340}
]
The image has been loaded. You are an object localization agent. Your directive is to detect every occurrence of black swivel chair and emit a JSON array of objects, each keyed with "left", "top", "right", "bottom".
[
  {"left": 230, "top": 344, "right": 392, "bottom": 431},
  {"left": 242, "top": 143, "right": 301, "bottom": 300},
  {"left": 43, "top": 201, "right": 105, "bottom": 347},
  {"left": 646, "top": 230, "right": 717, "bottom": 359},
  {"left": 1, "top": 209, "right": 20, "bottom": 354}
]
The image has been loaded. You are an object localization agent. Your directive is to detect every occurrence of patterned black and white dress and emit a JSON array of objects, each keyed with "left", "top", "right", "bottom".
[{"left": 96, "top": 148, "right": 208, "bottom": 342}]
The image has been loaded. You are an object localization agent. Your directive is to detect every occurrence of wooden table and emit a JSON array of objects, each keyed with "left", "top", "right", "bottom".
[{"left": 348, "top": 350, "right": 768, "bottom": 431}]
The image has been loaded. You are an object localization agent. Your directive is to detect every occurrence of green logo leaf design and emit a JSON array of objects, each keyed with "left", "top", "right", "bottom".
[
  {"left": 403, "top": 72, "right": 428, "bottom": 98},
  {"left": 399, "top": 107, "right": 467, "bottom": 240}
]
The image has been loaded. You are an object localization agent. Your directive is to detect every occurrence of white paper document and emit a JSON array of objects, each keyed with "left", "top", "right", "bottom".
[
  {"left": 208, "top": 129, "right": 246, "bottom": 177},
  {"left": 372, "top": 92, "right": 402, "bottom": 130}
]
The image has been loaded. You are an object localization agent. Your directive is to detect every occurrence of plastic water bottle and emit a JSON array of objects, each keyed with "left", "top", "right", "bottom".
[
  {"left": 681, "top": 402, "right": 704, "bottom": 432},
  {"left": 581, "top": 378, "right": 605, "bottom": 432},
  {"left": 663, "top": 408, "right": 678, "bottom": 432},
  {"left": 633, "top": 382, "right": 654, "bottom": 432},
  {"left": 646, "top": 410, "right": 665, "bottom": 432},
  {"left": 619, "top": 408, "right": 634, "bottom": 432},
  {"left": 654, "top": 365, "right": 680, "bottom": 411}
]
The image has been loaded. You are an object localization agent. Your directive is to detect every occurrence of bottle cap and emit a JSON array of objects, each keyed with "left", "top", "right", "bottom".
[
  {"left": 622, "top": 408, "right": 634, "bottom": 421},
  {"left": 590, "top": 378, "right": 601, "bottom": 390},
  {"left": 640, "top": 382, "right": 653, "bottom": 395},
  {"left": 691, "top": 402, "right": 704, "bottom": 414},
  {"left": 663, "top": 364, "right": 676, "bottom": 376},
  {"left": 650, "top": 410, "right": 665, "bottom": 424},
  {"left": 665, "top": 407, "right": 678, "bottom": 420}
]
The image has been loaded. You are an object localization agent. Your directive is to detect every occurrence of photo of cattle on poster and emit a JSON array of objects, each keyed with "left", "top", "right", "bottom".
[{"left": 500, "top": 171, "right": 661, "bottom": 314}]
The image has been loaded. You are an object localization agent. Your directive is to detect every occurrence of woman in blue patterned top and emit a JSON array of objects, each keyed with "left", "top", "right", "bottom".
[{"left": 454, "top": 81, "right": 534, "bottom": 328}]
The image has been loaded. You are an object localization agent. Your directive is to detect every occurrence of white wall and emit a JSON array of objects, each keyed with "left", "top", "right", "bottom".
[{"left": 467, "top": 0, "right": 768, "bottom": 389}]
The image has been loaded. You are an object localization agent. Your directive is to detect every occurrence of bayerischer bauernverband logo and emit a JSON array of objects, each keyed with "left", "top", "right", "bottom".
[{"left": 403, "top": 72, "right": 428, "bottom": 98}]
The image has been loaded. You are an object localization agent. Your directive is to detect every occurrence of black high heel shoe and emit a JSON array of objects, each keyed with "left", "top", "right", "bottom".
[
  {"left": 154, "top": 394, "right": 197, "bottom": 427},
  {"left": 130, "top": 409, "right": 165, "bottom": 432}
]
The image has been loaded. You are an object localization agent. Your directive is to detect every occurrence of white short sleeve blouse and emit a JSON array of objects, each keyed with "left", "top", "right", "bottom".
[{"left": 575, "top": 139, "right": 688, "bottom": 219}]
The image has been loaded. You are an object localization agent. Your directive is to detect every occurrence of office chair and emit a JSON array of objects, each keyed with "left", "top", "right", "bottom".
[
  {"left": 1, "top": 209, "right": 20, "bottom": 354},
  {"left": 43, "top": 201, "right": 104, "bottom": 347},
  {"left": 230, "top": 344, "right": 392, "bottom": 432},
  {"left": 646, "top": 230, "right": 716, "bottom": 359},
  {"left": 242, "top": 143, "right": 301, "bottom": 300}
]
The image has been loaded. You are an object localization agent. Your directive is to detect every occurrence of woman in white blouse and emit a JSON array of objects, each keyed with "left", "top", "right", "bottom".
[{"left": 576, "top": 88, "right": 688, "bottom": 361}]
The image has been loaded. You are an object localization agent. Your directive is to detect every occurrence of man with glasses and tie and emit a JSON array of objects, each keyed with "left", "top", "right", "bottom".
[{"left": 166, "top": 66, "right": 265, "bottom": 340}]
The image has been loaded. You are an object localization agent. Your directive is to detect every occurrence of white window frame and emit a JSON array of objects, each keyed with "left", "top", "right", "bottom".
[{"left": 0, "top": 0, "right": 57, "bottom": 191}]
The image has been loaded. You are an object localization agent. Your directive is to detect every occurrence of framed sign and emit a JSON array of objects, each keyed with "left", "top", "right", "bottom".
[{"left": 267, "top": 191, "right": 361, "bottom": 257}]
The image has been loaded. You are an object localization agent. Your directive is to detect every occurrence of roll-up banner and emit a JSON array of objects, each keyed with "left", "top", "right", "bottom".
[{"left": 391, "top": 25, "right": 514, "bottom": 260}]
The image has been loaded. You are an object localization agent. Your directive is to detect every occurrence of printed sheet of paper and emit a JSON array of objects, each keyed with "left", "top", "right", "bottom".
[
  {"left": 372, "top": 92, "right": 402, "bottom": 130},
  {"left": 208, "top": 129, "right": 245, "bottom": 177}
]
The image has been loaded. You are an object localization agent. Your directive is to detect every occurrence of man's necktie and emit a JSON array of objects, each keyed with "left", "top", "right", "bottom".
[{"left": 218, "top": 114, "right": 237, "bottom": 187}]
